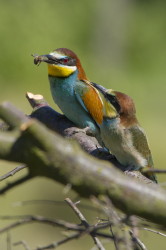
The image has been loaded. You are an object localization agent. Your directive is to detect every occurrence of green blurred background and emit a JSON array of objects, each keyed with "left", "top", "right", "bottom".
[{"left": 0, "top": 0, "right": 166, "bottom": 249}]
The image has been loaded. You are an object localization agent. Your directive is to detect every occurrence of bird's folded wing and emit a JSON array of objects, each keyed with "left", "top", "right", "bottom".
[
  {"left": 129, "top": 125, "right": 157, "bottom": 182},
  {"left": 74, "top": 80, "right": 104, "bottom": 125}
]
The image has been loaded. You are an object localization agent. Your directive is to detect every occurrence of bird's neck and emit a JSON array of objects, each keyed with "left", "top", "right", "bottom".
[
  {"left": 104, "top": 116, "right": 120, "bottom": 129},
  {"left": 120, "top": 114, "right": 138, "bottom": 128},
  {"left": 49, "top": 70, "right": 78, "bottom": 89}
]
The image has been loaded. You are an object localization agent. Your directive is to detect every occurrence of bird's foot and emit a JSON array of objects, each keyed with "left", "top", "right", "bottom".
[
  {"left": 82, "top": 126, "right": 94, "bottom": 136},
  {"left": 95, "top": 146, "right": 116, "bottom": 159},
  {"left": 71, "top": 126, "right": 94, "bottom": 136},
  {"left": 73, "top": 126, "right": 94, "bottom": 136}
]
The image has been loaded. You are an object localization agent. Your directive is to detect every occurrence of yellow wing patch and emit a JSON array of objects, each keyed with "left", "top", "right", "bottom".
[
  {"left": 82, "top": 82, "right": 103, "bottom": 125},
  {"left": 101, "top": 95, "right": 117, "bottom": 118}
]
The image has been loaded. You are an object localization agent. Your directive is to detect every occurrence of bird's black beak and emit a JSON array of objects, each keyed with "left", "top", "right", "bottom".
[{"left": 32, "top": 54, "right": 58, "bottom": 66}]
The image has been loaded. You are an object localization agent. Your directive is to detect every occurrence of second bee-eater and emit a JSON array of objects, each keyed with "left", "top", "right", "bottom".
[{"left": 92, "top": 83, "right": 157, "bottom": 183}]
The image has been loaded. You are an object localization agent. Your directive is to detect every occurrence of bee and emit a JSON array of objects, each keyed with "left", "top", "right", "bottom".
[{"left": 32, "top": 54, "right": 42, "bottom": 66}]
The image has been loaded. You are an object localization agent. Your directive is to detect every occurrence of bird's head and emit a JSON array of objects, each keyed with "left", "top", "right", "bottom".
[
  {"left": 33, "top": 48, "right": 87, "bottom": 80},
  {"left": 105, "top": 90, "right": 138, "bottom": 126}
]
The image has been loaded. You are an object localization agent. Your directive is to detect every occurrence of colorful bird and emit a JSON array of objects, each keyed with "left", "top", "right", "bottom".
[
  {"left": 92, "top": 82, "right": 157, "bottom": 183},
  {"left": 33, "top": 48, "right": 104, "bottom": 143}
]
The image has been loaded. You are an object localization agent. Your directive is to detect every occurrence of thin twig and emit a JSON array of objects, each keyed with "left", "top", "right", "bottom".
[
  {"left": 0, "top": 165, "right": 27, "bottom": 181},
  {"left": 0, "top": 214, "right": 112, "bottom": 239},
  {"left": 0, "top": 215, "right": 83, "bottom": 234},
  {"left": 13, "top": 241, "right": 31, "bottom": 250},
  {"left": 65, "top": 198, "right": 105, "bottom": 250},
  {"left": 65, "top": 199, "right": 88, "bottom": 227},
  {"left": 143, "top": 168, "right": 166, "bottom": 174},
  {"left": 143, "top": 228, "right": 166, "bottom": 237},
  {"left": 7, "top": 231, "right": 11, "bottom": 250},
  {"left": 92, "top": 196, "right": 139, "bottom": 250},
  {"left": 159, "top": 182, "right": 166, "bottom": 186},
  {"left": 35, "top": 232, "right": 81, "bottom": 250},
  {"left": 91, "top": 196, "right": 122, "bottom": 249},
  {"left": 12, "top": 199, "right": 101, "bottom": 213},
  {"left": 110, "top": 225, "right": 119, "bottom": 250},
  {"left": 129, "top": 230, "right": 147, "bottom": 250},
  {"left": 0, "top": 174, "right": 32, "bottom": 194},
  {"left": 99, "top": 198, "right": 120, "bottom": 249},
  {"left": 105, "top": 199, "right": 133, "bottom": 250}
]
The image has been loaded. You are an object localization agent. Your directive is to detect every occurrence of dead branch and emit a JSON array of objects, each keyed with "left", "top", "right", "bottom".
[
  {"left": 0, "top": 165, "right": 27, "bottom": 181},
  {"left": 13, "top": 241, "right": 30, "bottom": 250},
  {"left": 0, "top": 97, "right": 166, "bottom": 228},
  {"left": 65, "top": 198, "right": 105, "bottom": 250},
  {"left": 35, "top": 232, "right": 81, "bottom": 250}
]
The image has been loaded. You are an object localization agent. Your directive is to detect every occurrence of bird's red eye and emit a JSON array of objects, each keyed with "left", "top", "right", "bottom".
[{"left": 63, "top": 58, "right": 68, "bottom": 63}]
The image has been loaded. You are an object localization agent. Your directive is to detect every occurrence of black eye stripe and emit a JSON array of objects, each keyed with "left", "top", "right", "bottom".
[
  {"left": 105, "top": 93, "right": 121, "bottom": 113},
  {"left": 59, "top": 58, "right": 76, "bottom": 66}
]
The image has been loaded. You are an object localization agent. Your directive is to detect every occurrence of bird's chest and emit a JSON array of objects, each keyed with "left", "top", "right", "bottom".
[
  {"left": 49, "top": 77, "right": 77, "bottom": 114},
  {"left": 49, "top": 76, "right": 98, "bottom": 134},
  {"left": 101, "top": 120, "right": 131, "bottom": 154},
  {"left": 100, "top": 119, "right": 145, "bottom": 168}
]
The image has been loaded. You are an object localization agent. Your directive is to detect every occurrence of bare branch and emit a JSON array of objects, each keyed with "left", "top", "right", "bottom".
[
  {"left": 13, "top": 241, "right": 31, "bottom": 250},
  {"left": 129, "top": 231, "right": 147, "bottom": 250},
  {"left": 109, "top": 225, "right": 119, "bottom": 250},
  {"left": 35, "top": 232, "right": 81, "bottom": 250},
  {"left": 0, "top": 213, "right": 114, "bottom": 250},
  {"left": 0, "top": 100, "right": 166, "bottom": 227},
  {"left": 0, "top": 215, "right": 83, "bottom": 234},
  {"left": 7, "top": 231, "right": 11, "bottom": 250},
  {"left": 143, "top": 168, "right": 166, "bottom": 174},
  {"left": 0, "top": 174, "right": 32, "bottom": 195},
  {"left": 65, "top": 198, "right": 106, "bottom": 250},
  {"left": 0, "top": 165, "right": 27, "bottom": 181},
  {"left": 12, "top": 199, "right": 101, "bottom": 213},
  {"left": 91, "top": 197, "right": 149, "bottom": 250},
  {"left": 0, "top": 214, "right": 112, "bottom": 238},
  {"left": 0, "top": 102, "right": 29, "bottom": 129},
  {"left": 143, "top": 228, "right": 166, "bottom": 237},
  {"left": 92, "top": 196, "right": 133, "bottom": 250}
]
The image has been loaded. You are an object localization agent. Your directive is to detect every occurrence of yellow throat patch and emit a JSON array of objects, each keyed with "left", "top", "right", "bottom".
[{"left": 48, "top": 64, "right": 76, "bottom": 77}]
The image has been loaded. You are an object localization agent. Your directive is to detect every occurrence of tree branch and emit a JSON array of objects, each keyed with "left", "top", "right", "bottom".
[
  {"left": 0, "top": 214, "right": 112, "bottom": 238},
  {"left": 0, "top": 165, "right": 27, "bottom": 181},
  {"left": 13, "top": 241, "right": 30, "bottom": 250},
  {"left": 36, "top": 232, "right": 81, "bottom": 250},
  {"left": 0, "top": 174, "right": 33, "bottom": 195},
  {"left": 0, "top": 98, "right": 166, "bottom": 228},
  {"left": 26, "top": 93, "right": 156, "bottom": 183},
  {"left": 65, "top": 198, "right": 105, "bottom": 250}
]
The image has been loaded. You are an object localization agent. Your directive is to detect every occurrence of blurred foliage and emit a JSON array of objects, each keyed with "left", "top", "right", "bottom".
[{"left": 0, "top": 0, "right": 166, "bottom": 249}]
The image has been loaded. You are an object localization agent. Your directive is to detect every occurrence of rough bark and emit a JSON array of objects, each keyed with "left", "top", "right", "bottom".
[{"left": 0, "top": 94, "right": 166, "bottom": 228}]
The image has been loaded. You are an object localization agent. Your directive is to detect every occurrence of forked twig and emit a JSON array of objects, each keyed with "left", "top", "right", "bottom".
[{"left": 65, "top": 198, "right": 105, "bottom": 250}]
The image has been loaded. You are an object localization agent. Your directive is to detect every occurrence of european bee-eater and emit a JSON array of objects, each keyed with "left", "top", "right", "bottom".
[
  {"left": 92, "top": 82, "right": 157, "bottom": 183},
  {"left": 33, "top": 48, "right": 103, "bottom": 143}
]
